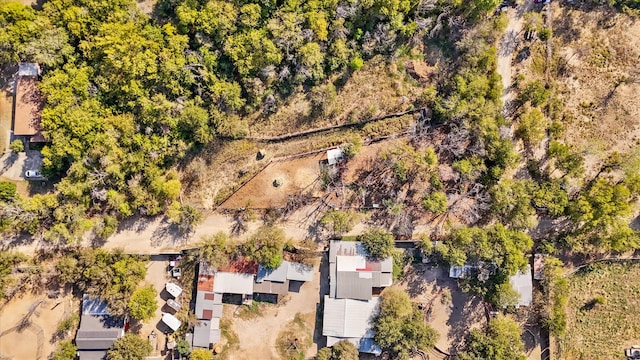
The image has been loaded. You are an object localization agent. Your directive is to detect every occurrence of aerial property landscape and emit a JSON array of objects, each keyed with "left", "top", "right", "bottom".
[{"left": 2, "top": 0, "right": 640, "bottom": 359}]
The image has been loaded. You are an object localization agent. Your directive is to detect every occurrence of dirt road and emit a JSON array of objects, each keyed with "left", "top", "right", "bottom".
[{"left": 497, "top": 1, "right": 534, "bottom": 108}]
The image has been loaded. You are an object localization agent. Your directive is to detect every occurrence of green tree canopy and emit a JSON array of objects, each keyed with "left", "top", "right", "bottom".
[
  {"left": 316, "top": 340, "right": 359, "bottom": 360},
  {"left": 107, "top": 333, "right": 152, "bottom": 360},
  {"left": 199, "top": 231, "right": 231, "bottom": 269},
  {"left": 189, "top": 348, "right": 213, "bottom": 360},
  {"left": 358, "top": 228, "right": 395, "bottom": 259},
  {"left": 320, "top": 209, "right": 357, "bottom": 235},
  {"left": 128, "top": 285, "right": 158, "bottom": 321},
  {"left": 243, "top": 226, "right": 285, "bottom": 269},
  {"left": 374, "top": 288, "right": 439, "bottom": 359},
  {"left": 457, "top": 316, "right": 526, "bottom": 360}
]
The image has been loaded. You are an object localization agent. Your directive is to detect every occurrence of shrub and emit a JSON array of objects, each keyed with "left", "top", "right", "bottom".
[
  {"left": 9, "top": 139, "right": 23, "bottom": 153},
  {"left": 350, "top": 56, "right": 364, "bottom": 71},
  {"left": 0, "top": 181, "right": 17, "bottom": 201},
  {"left": 538, "top": 28, "right": 552, "bottom": 41},
  {"left": 421, "top": 192, "right": 448, "bottom": 214}
]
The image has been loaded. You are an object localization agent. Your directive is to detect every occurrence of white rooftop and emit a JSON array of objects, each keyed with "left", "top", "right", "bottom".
[
  {"left": 165, "top": 282, "right": 183, "bottom": 298},
  {"left": 336, "top": 255, "right": 366, "bottom": 272},
  {"left": 327, "top": 148, "right": 344, "bottom": 165},
  {"left": 510, "top": 265, "right": 533, "bottom": 307},
  {"left": 162, "top": 313, "right": 181, "bottom": 332},
  {"left": 18, "top": 63, "right": 40, "bottom": 77},
  {"left": 213, "top": 272, "right": 255, "bottom": 295},
  {"left": 322, "top": 295, "right": 380, "bottom": 338}
]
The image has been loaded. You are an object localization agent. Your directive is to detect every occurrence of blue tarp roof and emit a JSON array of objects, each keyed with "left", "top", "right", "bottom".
[{"left": 82, "top": 294, "right": 109, "bottom": 316}]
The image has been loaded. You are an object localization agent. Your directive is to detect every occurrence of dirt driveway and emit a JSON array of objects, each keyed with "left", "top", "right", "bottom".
[
  {"left": 0, "top": 149, "right": 43, "bottom": 181},
  {"left": 228, "top": 257, "right": 324, "bottom": 359}
]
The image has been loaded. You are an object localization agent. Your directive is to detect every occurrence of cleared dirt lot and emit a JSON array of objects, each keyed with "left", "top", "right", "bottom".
[
  {"left": 219, "top": 153, "right": 324, "bottom": 209},
  {"left": 395, "top": 265, "right": 486, "bottom": 354},
  {"left": 227, "top": 257, "right": 322, "bottom": 359},
  {"left": 0, "top": 292, "right": 74, "bottom": 359}
]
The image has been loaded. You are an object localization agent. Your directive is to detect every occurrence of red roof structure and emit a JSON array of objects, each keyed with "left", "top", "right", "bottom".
[{"left": 218, "top": 257, "right": 258, "bottom": 274}]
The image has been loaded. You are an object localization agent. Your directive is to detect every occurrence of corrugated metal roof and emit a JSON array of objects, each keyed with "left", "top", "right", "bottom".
[
  {"left": 336, "top": 271, "right": 372, "bottom": 300},
  {"left": 286, "top": 262, "right": 314, "bottom": 281},
  {"left": 195, "top": 291, "right": 223, "bottom": 319},
  {"left": 76, "top": 315, "right": 124, "bottom": 350},
  {"left": 322, "top": 296, "right": 379, "bottom": 338},
  {"left": 213, "top": 272, "right": 255, "bottom": 294},
  {"left": 329, "top": 262, "right": 337, "bottom": 298},
  {"left": 253, "top": 279, "right": 290, "bottom": 295},
  {"left": 18, "top": 63, "right": 40, "bottom": 76},
  {"left": 510, "top": 265, "right": 533, "bottom": 307},
  {"left": 78, "top": 350, "right": 108, "bottom": 360},
  {"left": 193, "top": 320, "right": 219, "bottom": 348},
  {"left": 256, "top": 262, "right": 288, "bottom": 283},
  {"left": 336, "top": 255, "right": 366, "bottom": 271},
  {"left": 329, "top": 241, "right": 367, "bottom": 263}
]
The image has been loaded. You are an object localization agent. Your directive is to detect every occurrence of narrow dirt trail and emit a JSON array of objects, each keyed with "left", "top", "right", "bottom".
[{"left": 497, "top": 2, "right": 534, "bottom": 109}]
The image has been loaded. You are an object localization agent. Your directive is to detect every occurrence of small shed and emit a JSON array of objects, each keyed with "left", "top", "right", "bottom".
[
  {"left": 18, "top": 63, "right": 41, "bottom": 77},
  {"left": 165, "top": 283, "right": 183, "bottom": 298},
  {"left": 162, "top": 313, "right": 182, "bottom": 332},
  {"left": 326, "top": 148, "right": 344, "bottom": 165}
]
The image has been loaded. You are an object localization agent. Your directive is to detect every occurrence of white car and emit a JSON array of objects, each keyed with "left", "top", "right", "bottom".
[{"left": 25, "top": 170, "right": 42, "bottom": 178}]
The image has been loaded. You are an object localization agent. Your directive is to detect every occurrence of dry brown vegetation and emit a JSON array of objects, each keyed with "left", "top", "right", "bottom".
[{"left": 526, "top": 4, "right": 640, "bottom": 173}]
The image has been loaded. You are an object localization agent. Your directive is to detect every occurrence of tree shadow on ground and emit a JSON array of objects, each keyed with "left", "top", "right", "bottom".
[
  {"left": 312, "top": 252, "right": 329, "bottom": 350},
  {"left": 446, "top": 286, "right": 484, "bottom": 354}
]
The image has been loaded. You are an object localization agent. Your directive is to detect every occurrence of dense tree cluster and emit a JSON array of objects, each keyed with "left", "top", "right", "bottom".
[
  {"left": 358, "top": 227, "right": 395, "bottom": 259},
  {"left": 374, "top": 288, "right": 439, "bottom": 359},
  {"left": 242, "top": 226, "right": 286, "bottom": 268},
  {"left": 457, "top": 316, "right": 526, "bottom": 360},
  {"left": 55, "top": 249, "right": 147, "bottom": 314},
  {"left": 107, "top": 333, "right": 152, "bottom": 360}
]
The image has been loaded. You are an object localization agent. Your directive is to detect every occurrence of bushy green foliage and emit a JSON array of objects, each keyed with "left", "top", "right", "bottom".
[
  {"left": 374, "top": 288, "right": 439, "bottom": 359},
  {"left": 107, "top": 333, "right": 152, "bottom": 360},
  {"left": 0, "top": 181, "right": 17, "bottom": 201},
  {"left": 243, "top": 226, "right": 285, "bottom": 269},
  {"left": 316, "top": 340, "right": 359, "bottom": 360},
  {"left": 532, "top": 181, "right": 568, "bottom": 216},
  {"left": 199, "top": 232, "right": 230, "bottom": 269},
  {"left": 457, "top": 316, "right": 526, "bottom": 360},
  {"left": 52, "top": 340, "right": 77, "bottom": 360},
  {"left": 358, "top": 228, "right": 395, "bottom": 259},
  {"left": 568, "top": 179, "right": 639, "bottom": 252},
  {"left": 421, "top": 191, "right": 448, "bottom": 214},
  {"left": 438, "top": 225, "right": 533, "bottom": 277},
  {"left": 490, "top": 179, "right": 538, "bottom": 230},
  {"left": 9, "top": 139, "right": 23, "bottom": 153},
  {"left": 0, "top": 252, "right": 26, "bottom": 299},
  {"left": 55, "top": 249, "right": 147, "bottom": 315},
  {"left": 515, "top": 107, "right": 547, "bottom": 147},
  {"left": 128, "top": 285, "right": 158, "bottom": 321},
  {"left": 189, "top": 348, "right": 213, "bottom": 360},
  {"left": 320, "top": 209, "right": 357, "bottom": 235},
  {"left": 548, "top": 141, "right": 584, "bottom": 178},
  {"left": 518, "top": 81, "right": 550, "bottom": 107},
  {"left": 540, "top": 257, "right": 568, "bottom": 336}
]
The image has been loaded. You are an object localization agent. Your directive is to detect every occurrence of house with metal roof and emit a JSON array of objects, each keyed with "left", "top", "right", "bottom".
[
  {"left": 322, "top": 296, "right": 382, "bottom": 355},
  {"left": 328, "top": 240, "right": 393, "bottom": 301},
  {"left": 322, "top": 240, "right": 391, "bottom": 355},
  {"left": 75, "top": 295, "right": 125, "bottom": 360},
  {"left": 509, "top": 264, "right": 533, "bottom": 307},
  {"left": 253, "top": 261, "right": 314, "bottom": 302}
]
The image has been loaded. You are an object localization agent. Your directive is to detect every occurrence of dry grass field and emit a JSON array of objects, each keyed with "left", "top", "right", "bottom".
[{"left": 562, "top": 261, "right": 640, "bottom": 360}]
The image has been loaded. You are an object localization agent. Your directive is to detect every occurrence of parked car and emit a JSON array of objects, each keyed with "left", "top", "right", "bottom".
[{"left": 24, "top": 170, "right": 42, "bottom": 178}]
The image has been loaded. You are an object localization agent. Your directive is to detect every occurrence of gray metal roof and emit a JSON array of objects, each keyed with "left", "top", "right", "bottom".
[
  {"left": 329, "top": 262, "right": 337, "bottom": 298},
  {"left": 329, "top": 241, "right": 367, "bottom": 263},
  {"left": 82, "top": 295, "right": 109, "bottom": 316},
  {"left": 253, "top": 279, "right": 290, "bottom": 295},
  {"left": 510, "top": 265, "right": 533, "bottom": 307},
  {"left": 195, "top": 291, "right": 223, "bottom": 319},
  {"left": 18, "top": 63, "right": 40, "bottom": 77},
  {"left": 193, "top": 319, "right": 221, "bottom": 348},
  {"left": 213, "top": 272, "right": 255, "bottom": 294},
  {"left": 78, "top": 350, "right": 108, "bottom": 360},
  {"left": 322, "top": 295, "right": 379, "bottom": 338},
  {"left": 76, "top": 315, "right": 124, "bottom": 350},
  {"left": 256, "top": 262, "right": 288, "bottom": 283},
  {"left": 336, "top": 271, "right": 373, "bottom": 300},
  {"left": 286, "top": 262, "right": 314, "bottom": 282}
]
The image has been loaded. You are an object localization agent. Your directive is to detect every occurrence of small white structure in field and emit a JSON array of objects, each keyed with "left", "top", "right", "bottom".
[{"left": 327, "top": 148, "right": 344, "bottom": 165}]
